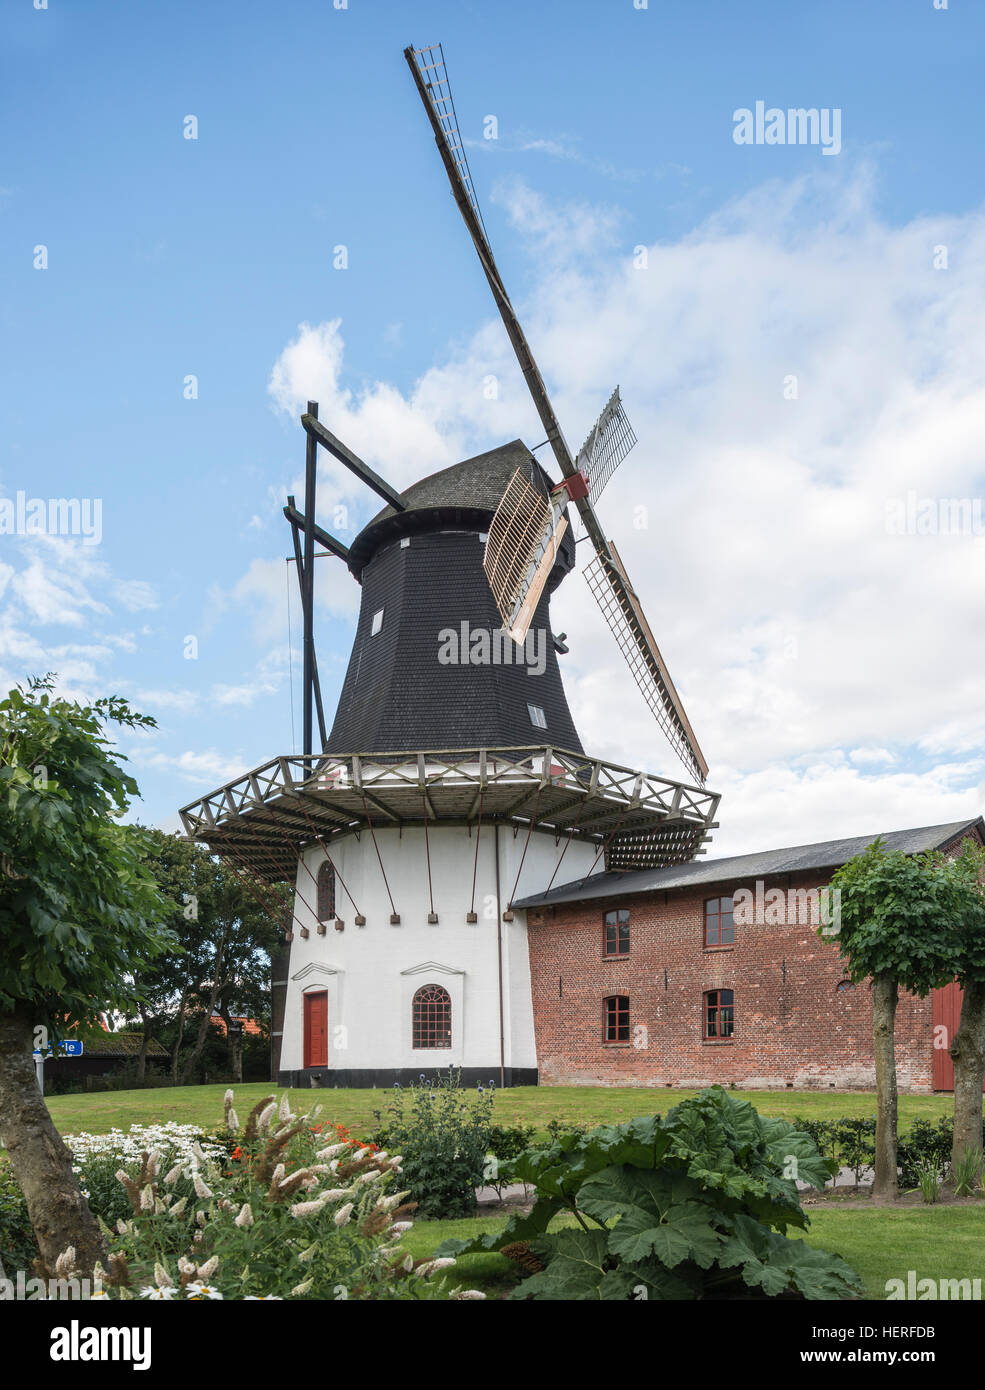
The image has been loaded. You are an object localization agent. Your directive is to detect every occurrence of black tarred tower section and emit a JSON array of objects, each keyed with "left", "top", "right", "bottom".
[{"left": 326, "top": 440, "right": 585, "bottom": 754}]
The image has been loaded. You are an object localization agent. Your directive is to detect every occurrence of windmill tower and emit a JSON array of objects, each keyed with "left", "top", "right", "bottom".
[{"left": 178, "top": 45, "right": 720, "bottom": 1088}]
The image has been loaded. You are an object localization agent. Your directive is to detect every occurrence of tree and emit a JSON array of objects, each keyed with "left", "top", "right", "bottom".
[
  {"left": 126, "top": 831, "right": 284, "bottom": 1085},
  {"left": 825, "top": 840, "right": 968, "bottom": 1200},
  {"left": 0, "top": 677, "right": 176, "bottom": 1277},
  {"left": 945, "top": 841, "right": 985, "bottom": 1176}
]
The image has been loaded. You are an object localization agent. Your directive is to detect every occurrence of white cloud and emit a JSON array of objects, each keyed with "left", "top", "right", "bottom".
[{"left": 262, "top": 166, "right": 985, "bottom": 854}]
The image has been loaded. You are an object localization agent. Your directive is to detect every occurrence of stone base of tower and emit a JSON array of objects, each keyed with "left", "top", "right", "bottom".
[{"left": 276, "top": 1066, "right": 539, "bottom": 1089}]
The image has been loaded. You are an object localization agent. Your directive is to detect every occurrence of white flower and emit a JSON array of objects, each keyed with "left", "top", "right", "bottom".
[
  {"left": 163, "top": 1164, "right": 183, "bottom": 1186},
  {"left": 234, "top": 1203, "right": 254, "bottom": 1229},
  {"left": 171, "top": 1197, "right": 188, "bottom": 1217},
  {"left": 153, "top": 1263, "right": 174, "bottom": 1289},
  {"left": 140, "top": 1286, "right": 176, "bottom": 1300},
  {"left": 290, "top": 1199, "right": 326, "bottom": 1219},
  {"left": 316, "top": 1189, "right": 353, "bottom": 1203},
  {"left": 223, "top": 1088, "right": 234, "bottom": 1106},
  {"left": 297, "top": 1244, "right": 317, "bottom": 1264},
  {"left": 450, "top": 1289, "right": 487, "bottom": 1300},
  {"left": 333, "top": 1203, "right": 354, "bottom": 1227},
  {"left": 315, "top": 1144, "right": 348, "bottom": 1160},
  {"left": 193, "top": 1174, "right": 212, "bottom": 1200},
  {"left": 244, "top": 1294, "right": 283, "bottom": 1300},
  {"left": 196, "top": 1257, "right": 219, "bottom": 1280},
  {"left": 401, "top": 1254, "right": 414, "bottom": 1272},
  {"left": 358, "top": 1170, "right": 382, "bottom": 1184},
  {"left": 389, "top": 1222, "right": 413, "bottom": 1234},
  {"left": 257, "top": 1103, "right": 276, "bottom": 1132},
  {"left": 290, "top": 1278, "right": 314, "bottom": 1296},
  {"left": 54, "top": 1247, "right": 76, "bottom": 1277},
  {"left": 227, "top": 1109, "right": 239, "bottom": 1132},
  {"left": 139, "top": 1185, "right": 155, "bottom": 1212},
  {"left": 185, "top": 1282, "right": 223, "bottom": 1300},
  {"left": 278, "top": 1094, "right": 292, "bottom": 1122},
  {"left": 270, "top": 1164, "right": 286, "bottom": 1186},
  {"left": 417, "top": 1257, "right": 456, "bottom": 1277}
]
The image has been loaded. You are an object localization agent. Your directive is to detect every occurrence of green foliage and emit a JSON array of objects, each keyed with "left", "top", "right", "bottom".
[
  {"left": 0, "top": 677, "right": 176, "bottom": 1029},
  {"left": 912, "top": 1161, "right": 943, "bottom": 1204},
  {"left": 950, "top": 1146, "right": 983, "bottom": 1197},
  {"left": 897, "top": 1116, "right": 957, "bottom": 1188},
  {"left": 825, "top": 838, "right": 978, "bottom": 995},
  {"left": 436, "top": 1087, "right": 862, "bottom": 1300},
  {"left": 371, "top": 1071, "right": 495, "bottom": 1219},
  {"left": 0, "top": 1161, "right": 36, "bottom": 1272},
  {"left": 487, "top": 1122, "right": 538, "bottom": 1163},
  {"left": 94, "top": 1092, "right": 472, "bottom": 1300},
  {"left": 830, "top": 1117, "right": 877, "bottom": 1186}
]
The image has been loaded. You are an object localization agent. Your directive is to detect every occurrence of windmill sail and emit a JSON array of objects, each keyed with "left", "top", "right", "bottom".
[
  {"left": 483, "top": 469, "right": 568, "bottom": 644},
  {"left": 575, "top": 386, "right": 637, "bottom": 505},
  {"left": 584, "top": 542, "right": 708, "bottom": 785},
  {"left": 406, "top": 42, "right": 709, "bottom": 787}
]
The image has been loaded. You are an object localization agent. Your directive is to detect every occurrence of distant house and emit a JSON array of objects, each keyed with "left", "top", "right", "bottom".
[
  {"left": 209, "top": 1015, "right": 263, "bottom": 1038},
  {"left": 43, "top": 1031, "right": 169, "bottom": 1090}
]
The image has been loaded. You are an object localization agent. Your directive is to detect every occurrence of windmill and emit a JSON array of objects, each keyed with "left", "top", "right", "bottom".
[
  {"left": 405, "top": 43, "right": 708, "bottom": 787},
  {"left": 178, "top": 44, "right": 720, "bottom": 1093}
]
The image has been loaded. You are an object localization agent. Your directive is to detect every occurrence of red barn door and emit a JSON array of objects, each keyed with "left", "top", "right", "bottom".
[
  {"left": 303, "top": 991, "right": 328, "bottom": 1068},
  {"left": 932, "top": 982, "right": 985, "bottom": 1091}
]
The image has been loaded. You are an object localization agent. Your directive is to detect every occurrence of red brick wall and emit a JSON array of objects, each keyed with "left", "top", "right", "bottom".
[{"left": 527, "top": 870, "right": 936, "bottom": 1092}]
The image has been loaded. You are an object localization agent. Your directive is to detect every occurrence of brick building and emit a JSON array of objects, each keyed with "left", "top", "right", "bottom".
[{"left": 516, "top": 818, "right": 985, "bottom": 1093}]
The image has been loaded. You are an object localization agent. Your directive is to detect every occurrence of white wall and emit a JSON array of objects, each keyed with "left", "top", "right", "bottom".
[{"left": 278, "top": 823, "right": 596, "bottom": 1077}]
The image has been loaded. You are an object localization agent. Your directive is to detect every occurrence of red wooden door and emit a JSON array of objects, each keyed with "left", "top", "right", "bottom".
[
  {"left": 932, "top": 982, "right": 985, "bottom": 1091},
  {"left": 303, "top": 991, "right": 328, "bottom": 1068}
]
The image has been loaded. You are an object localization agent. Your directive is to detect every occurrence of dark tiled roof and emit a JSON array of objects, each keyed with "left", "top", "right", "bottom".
[
  {"left": 84, "top": 1032, "right": 169, "bottom": 1058},
  {"left": 346, "top": 440, "right": 575, "bottom": 581},
  {"left": 515, "top": 818, "right": 985, "bottom": 909}
]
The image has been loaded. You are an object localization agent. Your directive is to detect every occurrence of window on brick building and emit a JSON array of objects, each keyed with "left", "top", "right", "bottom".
[
  {"left": 704, "top": 988, "right": 734, "bottom": 1039},
  {"left": 704, "top": 895, "right": 735, "bottom": 947},
  {"left": 603, "top": 908, "right": 630, "bottom": 957},
  {"left": 317, "top": 861, "right": 336, "bottom": 921},
  {"left": 413, "top": 983, "right": 452, "bottom": 1049},
  {"left": 836, "top": 980, "right": 854, "bottom": 993},
  {"left": 603, "top": 994, "right": 630, "bottom": 1043}
]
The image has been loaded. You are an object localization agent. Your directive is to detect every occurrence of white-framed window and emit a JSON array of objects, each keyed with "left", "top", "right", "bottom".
[
  {"left": 400, "top": 537, "right": 411, "bottom": 548},
  {"left": 371, "top": 608, "right": 384, "bottom": 636},
  {"left": 528, "top": 703, "right": 547, "bottom": 729}
]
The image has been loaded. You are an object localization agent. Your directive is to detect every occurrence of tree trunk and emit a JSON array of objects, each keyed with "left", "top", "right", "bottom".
[
  {"left": 170, "top": 984, "right": 190, "bottom": 1083},
  {"left": 950, "top": 978, "right": 985, "bottom": 1180},
  {"left": 136, "top": 1010, "right": 150, "bottom": 1084},
  {"left": 217, "top": 1000, "right": 245, "bottom": 1083},
  {"left": 0, "top": 1004, "right": 105, "bottom": 1279},
  {"left": 871, "top": 972, "right": 899, "bottom": 1201},
  {"left": 180, "top": 932, "right": 228, "bottom": 1086}
]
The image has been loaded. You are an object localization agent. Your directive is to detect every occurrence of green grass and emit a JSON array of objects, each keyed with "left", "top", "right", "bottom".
[
  {"left": 43, "top": 1082, "right": 955, "bottom": 1141},
  {"left": 400, "top": 1205, "right": 985, "bottom": 1300}
]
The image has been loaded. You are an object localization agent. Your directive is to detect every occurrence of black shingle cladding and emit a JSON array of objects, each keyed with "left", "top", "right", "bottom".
[
  {"left": 326, "top": 529, "right": 584, "bottom": 754},
  {"left": 513, "top": 818, "right": 985, "bottom": 908}
]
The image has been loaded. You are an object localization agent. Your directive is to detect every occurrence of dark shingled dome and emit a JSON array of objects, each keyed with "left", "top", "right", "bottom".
[{"left": 346, "top": 439, "right": 576, "bottom": 583}]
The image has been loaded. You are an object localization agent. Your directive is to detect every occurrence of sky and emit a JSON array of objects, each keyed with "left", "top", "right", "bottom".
[{"left": 1, "top": 0, "right": 983, "bottom": 859}]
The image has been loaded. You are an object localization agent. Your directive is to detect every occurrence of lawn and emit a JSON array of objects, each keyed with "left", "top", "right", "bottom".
[
  {"left": 44, "top": 1081, "right": 955, "bottom": 1141},
  {"left": 399, "top": 1205, "right": 985, "bottom": 1300}
]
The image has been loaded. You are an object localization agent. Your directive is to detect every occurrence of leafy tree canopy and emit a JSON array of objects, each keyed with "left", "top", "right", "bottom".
[{"left": 0, "top": 676, "right": 177, "bottom": 1030}]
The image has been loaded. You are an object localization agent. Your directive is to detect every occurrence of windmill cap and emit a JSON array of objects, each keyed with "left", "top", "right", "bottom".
[{"left": 346, "top": 438, "right": 577, "bottom": 582}]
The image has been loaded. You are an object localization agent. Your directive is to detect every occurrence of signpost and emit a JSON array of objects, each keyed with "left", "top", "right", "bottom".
[{"left": 32, "top": 1040, "right": 84, "bottom": 1095}]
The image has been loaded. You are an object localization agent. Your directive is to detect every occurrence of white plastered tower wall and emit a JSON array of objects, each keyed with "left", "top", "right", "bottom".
[{"left": 278, "top": 823, "right": 598, "bottom": 1085}]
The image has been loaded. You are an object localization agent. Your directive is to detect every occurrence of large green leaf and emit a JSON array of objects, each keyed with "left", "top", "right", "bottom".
[{"left": 577, "top": 1167, "right": 723, "bottom": 1270}]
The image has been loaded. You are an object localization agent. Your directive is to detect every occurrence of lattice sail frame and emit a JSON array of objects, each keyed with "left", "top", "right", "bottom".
[
  {"left": 575, "top": 386, "right": 638, "bottom": 505},
  {"left": 584, "top": 545, "right": 708, "bottom": 786},
  {"left": 408, "top": 44, "right": 489, "bottom": 241},
  {"left": 483, "top": 469, "right": 568, "bottom": 644}
]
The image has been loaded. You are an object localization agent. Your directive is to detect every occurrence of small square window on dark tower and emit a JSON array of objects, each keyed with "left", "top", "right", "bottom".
[
  {"left": 528, "top": 703, "right": 547, "bottom": 729},
  {"left": 370, "top": 608, "right": 384, "bottom": 636}
]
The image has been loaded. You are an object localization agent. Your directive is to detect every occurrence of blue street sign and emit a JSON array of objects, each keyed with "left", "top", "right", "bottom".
[{"left": 31, "top": 1040, "right": 84, "bottom": 1058}]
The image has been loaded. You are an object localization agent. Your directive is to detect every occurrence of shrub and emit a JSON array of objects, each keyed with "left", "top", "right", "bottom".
[
  {"left": 437, "top": 1087, "right": 861, "bottom": 1300},
  {"left": 897, "top": 1117, "right": 956, "bottom": 1189},
  {"left": 0, "top": 1161, "right": 36, "bottom": 1273},
  {"left": 830, "top": 1117, "right": 876, "bottom": 1187},
  {"left": 69, "top": 1090, "right": 481, "bottom": 1300},
  {"left": 371, "top": 1071, "right": 495, "bottom": 1219}
]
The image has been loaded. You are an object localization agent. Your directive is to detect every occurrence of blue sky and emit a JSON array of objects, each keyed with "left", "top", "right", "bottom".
[{"left": 2, "top": 0, "right": 984, "bottom": 855}]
